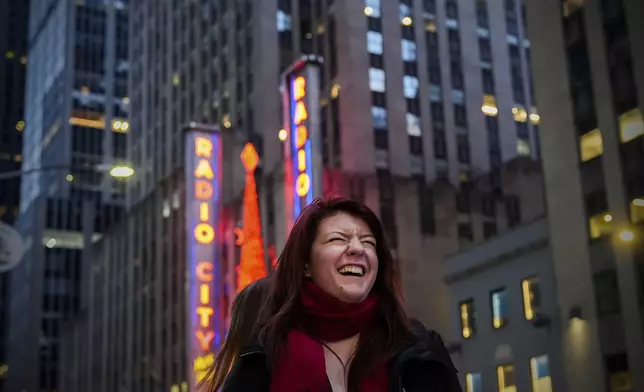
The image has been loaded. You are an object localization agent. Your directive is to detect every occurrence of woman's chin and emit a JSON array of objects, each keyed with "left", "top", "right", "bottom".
[{"left": 335, "top": 282, "right": 371, "bottom": 303}]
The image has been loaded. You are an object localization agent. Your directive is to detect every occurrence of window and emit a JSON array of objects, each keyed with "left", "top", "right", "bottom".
[
  {"left": 460, "top": 299, "right": 476, "bottom": 338},
  {"left": 276, "top": 10, "right": 292, "bottom": 31},
  {"left": 454, "top": 104, "right": 468, "bottom": 127},
  {"left": 369, "top": 68, "right": 386, "bottom": 92},
  {"left": 522, "top": 277, "right": 541, "bottom": 320},
  {"left": 579, "top": 129, "right": 603, "bottom": 161},
  {"left": 367, "top": 31, "right": 383, "bottom": 54},
  {"left": 458, "top": 223, "right": 473, "bottom": 241},
  {"left": 631, "top": 198, "right": 644, "bottom": 224},
  {"left": 374, "top": 129, "right": 388, "bottom": 149},
  {"left": 497, "top": 364, "right": 517, "bottom": 392},
  {"left": 491, "top": 288, "right": 508, "bottom": 329},
  {"left": 409, "top": 135, "right": 423, "bottom": 155},
  {"left": 465, "top": 373, "right": 483, "bottom": 392},
  {"left": 406, "top": 113, "right": 421, "bottom": 136},
  {"left": 401, "top": 39, "right": 417, "bottom": 61},
  {"left": 483, "top": 221, "right": 497, "bottom": 239},
  {"left": 594, "top": 270, "right": 621, "bottom": 316},
  {"left": 482, "top": 69, "right": 496, "bottom": 95},
  {"left": 457, "top": 135, "right": 470, "bottom": 163},
  {"left": 506, "top": 196, "right": 521, "bottom": 228},
  {"left": 517, "top": 138, "right": 531, "bottom": 156},
  {"left": 365, "top": 0, "right": 381, "bottom": 17},
  {"left": 479, "top": 38, "right": 492, "bottom": 62},
  {"left": 530, "top": 355, "right": 553, "bottom": 392},
  {"left": 403, "top": 76, "right": 419, "bottom": 98},
  {"left": 618, "top": 108, "right": 644, "bottom": 143},
  {"left": 588, "top": 212, "right": 612, "bottom": 239},
  {"left": 372, "top": 106, "right": 388, "bottom": 128},
  {"left": 434, "top": 132, "right": 447, "bottom": 159}
]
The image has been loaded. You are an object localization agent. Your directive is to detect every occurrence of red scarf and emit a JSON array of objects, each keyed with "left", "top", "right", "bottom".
[{"left": 270, "top": 280, "right": 389, "bottom": 392}]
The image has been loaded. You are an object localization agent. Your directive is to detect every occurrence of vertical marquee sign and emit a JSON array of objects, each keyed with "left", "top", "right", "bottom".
[
  {"left": 184, "top": 124, "right": 223, "bottom": 390},
  {"left": 282, "top": 55, "right": 323, "bottom": 226}
]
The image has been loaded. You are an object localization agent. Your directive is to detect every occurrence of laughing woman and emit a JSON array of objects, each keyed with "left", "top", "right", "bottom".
[{"left": 222, "top": 197, "right": 462, "bottom": 392}]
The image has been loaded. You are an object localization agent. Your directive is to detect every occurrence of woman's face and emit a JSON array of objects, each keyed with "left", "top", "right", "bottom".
[{"left": 309, "top": 212, "right": 378, "bottom": 303}]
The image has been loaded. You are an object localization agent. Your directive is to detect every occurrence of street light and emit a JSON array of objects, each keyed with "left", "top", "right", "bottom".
[
  {"left": 109, "top": 165, "right": 135, "bottom": 178},
  {"left": 0, "top": 163, "right": 136, "bottom": 181}
]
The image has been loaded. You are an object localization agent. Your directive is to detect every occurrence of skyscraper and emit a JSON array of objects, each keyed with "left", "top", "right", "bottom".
[
  {"left": 0, "top": 1, "right": 30, "bottom": 389},
  {"left": 5, "top": 0, "right": 129, "bottom": 391},
  {"left": 525, "top": 0, "right": 644, "bottom": 390}
]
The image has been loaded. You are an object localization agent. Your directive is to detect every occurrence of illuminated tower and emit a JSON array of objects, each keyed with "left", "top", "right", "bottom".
[{"left": 237, "top": 143, "right": 267, "bottom": 293}]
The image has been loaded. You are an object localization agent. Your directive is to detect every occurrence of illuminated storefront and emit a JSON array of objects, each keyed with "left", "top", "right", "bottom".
[
  {"left": 184, "top": 126, "right": 223, "bottom": 390},
  {"left": 282, "top": 55, "right": 323, "bottom": 227}
]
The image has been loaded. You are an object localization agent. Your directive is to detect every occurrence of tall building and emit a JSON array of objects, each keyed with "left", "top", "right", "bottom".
[
  {"left": 5, "top": 0, "right": 130, "bottom": 391},
  {"left": 0, "top": 0, "right": 29, "bottom": 389},
  {"left": 525, "top": 0, "right": 644, "bottom": 391},
  {"left": 60, "top": 0, "right": 541, "bottom": 390}
]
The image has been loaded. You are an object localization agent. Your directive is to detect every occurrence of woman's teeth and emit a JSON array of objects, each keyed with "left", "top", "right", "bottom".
[{"left": 337, "top": 265, "right": 365, "bottom": 277}]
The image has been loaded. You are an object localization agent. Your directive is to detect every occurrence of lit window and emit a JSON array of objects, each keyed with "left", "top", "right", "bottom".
[
  {"left": 452, "top": 89, "right": 465, "bottom": 104},
  {"left": 5, "top": 51, "right": 14, "bottom": 59},
  {"left": 529, "top": 108, "right": 540, "bottom": 124},
  {"left": 497, "top": 364, "right": 517, "bottom": 392},
  {"left": 367, "top": 31, "right": 384, "bottom": 54},
  {"left": 491, "top": 288, "right": 508, "bottom": 329},
  {"left": 630, "top": 198, "right": 644, "bottom": 224},
  {"left": 406, "top": 113, "right": 421, "bottom": 137},
  {"left": 369, "top": 68, "right": 386, "bottom": 92},
  {"left": 465, "top": 373, "right": 483, "bottom": 392},
  {"left": 579, "top": 129, "right": 603, "bottom": 162},
  {"left": 20, "top": 56, "right": 27, "bottom": 65},
  {"left": 512, "top": 106, "right": 528, "bottom": 122},
  {"left": 402, "top": 16, "right": 413, "bottom": 26},
  {"left": 277, "top": 10, "right": 292, "bottom": 32},
  {"left": 365, "top": 0, "right": 381, "bottom": 17},
  {"left": 589, "top": 212, "right": 613, "bottom": 239},
  {"left": 429, "top": 85, "right": 442, "bottom": 102},
  {"left": 460, "top": 299, "right": 476, "bottom": 339},
  {"left": 372, "top": 106, "right": 388, "bottom": 128},
  {"left": 401, "top": 39, "right": 417, "bottom": 61},
  {"left": 522, "top": 277, "right": 541, "bottom": 320},
  {"left": 530, "top": 355, "right": 552, "bottom": 392},
  {"left": 15, "top": 121, "right": 25, "bottom": 131},
  {"left": 618, "top": 108, "right": 644, "bottom": 143},
  {"left": 517, "top": 138, "right": 531, "bottom": 156},
  {"left": 403, "top": 76, "right": 419, "bottom": 98},
  {"left": 172, "top": 73, "right": 180, "bottom": 86},
  {"left": 331, "top": 84, "right": 341, "bottom": 98},
  {"left": 426, "top": 20, "right": 438, "bottom": 32},
  {"left": 14, "top": 154, "right": 22, "bottom": 162},
  {"left": 482, "top": 95, "right": 498, "bottom": 116},
  {"left": 399, "top": 3, "right": 412, "bottom": 18}
]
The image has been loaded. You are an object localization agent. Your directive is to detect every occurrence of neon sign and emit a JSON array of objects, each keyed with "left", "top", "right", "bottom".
[
  {"left": 184, "top": 128, "right": 222, "bottom": 390},
  {"left": 283, "top": 56, "right": 322, "bottom": 222}
]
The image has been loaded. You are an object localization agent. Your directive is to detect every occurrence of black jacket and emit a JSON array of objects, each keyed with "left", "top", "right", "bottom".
[{"left": 221, "top": 319, "right": 463, "bottom": 392}]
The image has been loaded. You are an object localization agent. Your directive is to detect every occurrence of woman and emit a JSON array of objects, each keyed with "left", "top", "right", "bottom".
[
  {"left": 222, "top": 197, "right": 461, "bottom": 392},
  {"left": 203, "top": 277, "right": 270, "bottom": 391}
]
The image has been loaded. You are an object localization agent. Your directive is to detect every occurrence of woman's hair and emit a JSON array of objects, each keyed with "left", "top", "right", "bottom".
[
  {"left": 204, "top": 277, "right": 270, "bottom": 391},
  {"left": 256, "top": 197, "right": 415, "bottom": 391}
]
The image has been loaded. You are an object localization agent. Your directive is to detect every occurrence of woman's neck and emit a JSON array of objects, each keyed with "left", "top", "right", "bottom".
[{"left": 323, "top": 334, "right": 360, "bottom": 392}]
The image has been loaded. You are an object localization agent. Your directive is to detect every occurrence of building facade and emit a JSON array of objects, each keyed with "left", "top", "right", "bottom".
[
  {"left": 0, "top": 0, "right": 29, "bottom": 389},
  {"left": 5, "top": 0, "right": 130, "bottom": 391},
  {"left": 525, "top": 0, "right": 644, "bottom": 391},
  {"left": 445, "top": 218, "right": 565, "bottom": 392}
]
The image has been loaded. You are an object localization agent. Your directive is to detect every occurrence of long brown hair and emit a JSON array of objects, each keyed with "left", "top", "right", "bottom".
[
  {"left": 256, "top": 197, "right": 415, "bottom": 391},
  {"left": 204, "top": 277, "right": 270, "bottom": 391}
]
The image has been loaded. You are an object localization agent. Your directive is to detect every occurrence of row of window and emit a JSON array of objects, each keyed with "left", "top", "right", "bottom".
[
  {"left": 465, "top": 356, "right": 552, "bottom": 392},
  {"left": 460, "top": 277, "right": 540, "bottom": 338}
]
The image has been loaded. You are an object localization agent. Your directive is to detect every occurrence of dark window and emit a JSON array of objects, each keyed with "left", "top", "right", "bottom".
[
  {"left": 409, "top": 135, "right": 423, "bottom": 155},
  {"left": 483, "top": 221, "right": 497, "bottom": 239},
  {"left": 374, "top": 129, "right": 388, "bottom": 149},
  {"left": 458, "top": 223, "right": 473, "bottom": 241},
  {"left": 457, "top": 135, "right": 470, "bottom": 163},
  {"left": 434, "top": 131, "right": 447, "bottom": 159},
  {"left": 594, "top": 270, "right": 621, "bottom": 316},
  {"left": 505, "top": 195, "right": 521, "bottom": 227}
]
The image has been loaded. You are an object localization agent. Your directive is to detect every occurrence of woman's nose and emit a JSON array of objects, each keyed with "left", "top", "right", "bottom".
[{"left": 346, "top": 237, "right": 365, "bottom": 256}]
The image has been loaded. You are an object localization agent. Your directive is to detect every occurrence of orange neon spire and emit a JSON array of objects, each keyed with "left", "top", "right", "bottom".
[{"left": 237, "top": 143, "right": 267, "bottom": 293}]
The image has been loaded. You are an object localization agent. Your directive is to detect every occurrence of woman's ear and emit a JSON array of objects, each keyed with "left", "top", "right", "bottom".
[{"left": 303, "top": 264, "right": 312, "bottom": 278}]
